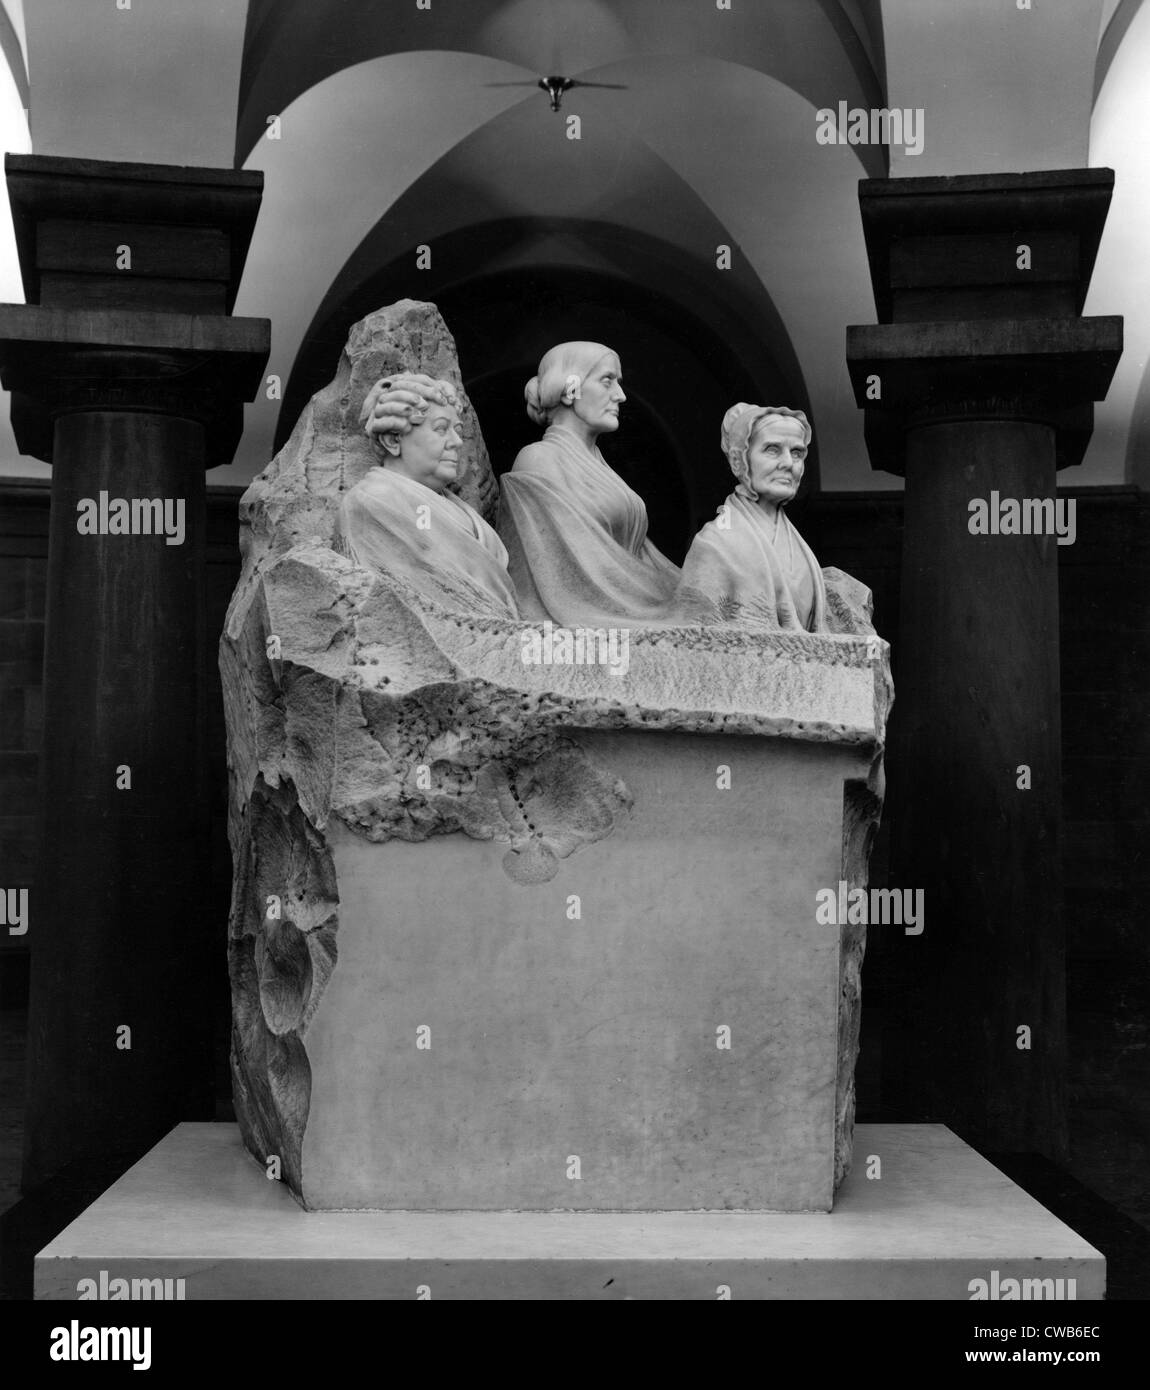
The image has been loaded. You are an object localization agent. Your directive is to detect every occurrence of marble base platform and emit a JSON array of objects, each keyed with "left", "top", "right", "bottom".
[{"left": 34, "top": 1122, "right": 1104, "bottom": 1300}]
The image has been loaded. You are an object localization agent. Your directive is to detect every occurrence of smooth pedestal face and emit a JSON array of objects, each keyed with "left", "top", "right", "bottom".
[
  {"left": 302, "top": 731, "right": 866, "bottom": 1212},
  {"left": 34, "top": 1123, "right": 1105, "bottom": 1300}
]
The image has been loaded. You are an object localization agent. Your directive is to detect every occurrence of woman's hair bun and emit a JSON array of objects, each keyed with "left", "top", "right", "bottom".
[
  {"left": 523, "top": 342, "right": 617, "bottom": 427},
  {"left": 524, "top": 376, "right": 550, "bottom": 427}
]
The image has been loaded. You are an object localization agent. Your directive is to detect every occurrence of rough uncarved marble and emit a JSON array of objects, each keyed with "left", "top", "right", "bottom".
[
  {"left": 231, "top": 297, "right": 498, "bottom": 624},
  {"left": 222, "top": 300, "right": 892, "bottom": 1212}
]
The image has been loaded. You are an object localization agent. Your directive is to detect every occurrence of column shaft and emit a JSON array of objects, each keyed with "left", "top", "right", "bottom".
[
  {"left": 846, "top": 169, "right": 1122, "bottom": 1159},
  {"left": 891, "top": 418, "right": 1064, "bottom": 1152},
  {"left": 26, "top": 412, "right": 211, "bottom": 1180},
  {"left": 0, "top": 154, "right": 269, "bottom": 1188}
]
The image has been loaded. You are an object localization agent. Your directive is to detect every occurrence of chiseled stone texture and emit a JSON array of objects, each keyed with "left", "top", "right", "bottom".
[
  {"left": 222, "top": 301, "right": 892, "bottom": 1210},
  {"left": 229, "top": 297, "right": 498, "bottom": 627}
]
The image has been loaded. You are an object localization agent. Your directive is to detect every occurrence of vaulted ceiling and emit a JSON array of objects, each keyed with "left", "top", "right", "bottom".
[{"left": 1, "top": 0, "right": 1147, "bottom": 490}]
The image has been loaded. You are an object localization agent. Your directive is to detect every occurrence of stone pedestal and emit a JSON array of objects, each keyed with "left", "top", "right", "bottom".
[
  {"left": 846, "top": 170, "right": 1122, "bottom": 1159},
  {"left": 222, "top": 302, "right": 891, "bottom": 1212},
  {"left": 33, "top": 1122, "right": 1105, "bottom": 1300},
  {"left": 305, "top": 731, "right": 871, "bottom": 1212},
  {"left": 0, "top": 155, "right": 270, "bottom": 1188},
  {"left": 228, "top": 556, "right": 889, "bottom": 1211}
]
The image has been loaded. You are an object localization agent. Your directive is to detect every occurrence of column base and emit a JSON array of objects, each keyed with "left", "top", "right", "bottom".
[{"left": 34, "top": 1123, "right": 1103, "bottom": 1300}]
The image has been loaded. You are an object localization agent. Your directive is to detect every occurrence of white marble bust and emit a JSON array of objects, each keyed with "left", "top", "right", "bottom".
[
  {"left": 676, "top": 403, "right": 829, "bottom": 631},
  {"left": 498, "top": 341, "right": 681, "bottom": 625},
  {"left": 344, "top": 372, "right": 519, "bottom": 617}
]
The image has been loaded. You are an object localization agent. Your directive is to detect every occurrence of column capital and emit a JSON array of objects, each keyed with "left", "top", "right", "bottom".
[
  {"left": 0, "top": 305, "right": 270, "bottom": 470},
  {"left": 4, "top": 154, "right": 265, "bottom": 314},
  {"left": 846, "top": 315, "right": 1122, "bottom": 474},
  {"left": 0, "top": 154, "right": 270, "bottom": 471},
  {"left": 857, "top": 167, "right": 1115, "bottom": 324},
  {"left": 846, "top": 167, "right": 1122, "bottom": 476}
]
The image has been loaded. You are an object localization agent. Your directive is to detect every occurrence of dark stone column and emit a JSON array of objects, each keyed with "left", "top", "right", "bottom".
[
  {"left": 0, "top": 156, "right": 270, "bottom": 1188},
  {"left": 847, "top": 170, "right": 1122, "bottom": 1160}
]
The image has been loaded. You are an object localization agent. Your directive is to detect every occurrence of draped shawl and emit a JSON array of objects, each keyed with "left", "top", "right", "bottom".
[
  {"left": 675, "top": 491, "right": 828, "bottom": 632},
  {"left": 341, "top": 466, "right": 518, "bottom": 618},
  {"left": 498, "top": 423, "right": 682, "bottom": 625}
]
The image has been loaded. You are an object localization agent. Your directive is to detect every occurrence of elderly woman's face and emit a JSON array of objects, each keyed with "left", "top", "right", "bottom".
[
  {"left": 747, "top": 415, "right": 807, "bottom": 505},
  {"left": 571, "top": 355, "right": 626, "bottom": 434},
  {"left": 392, "top": 404, "right": 463, "bottom": 492}
]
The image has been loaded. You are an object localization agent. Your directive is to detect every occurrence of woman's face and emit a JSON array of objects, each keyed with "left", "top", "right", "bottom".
[
  {"left": 746, "top": 415, "right": 807, "bottom": 505},
  {"left": 571, "top": 355, "right": 626, "bottom": 434},
  {"left": 390, "top": 404, "right": 463, "bottom": 492}
]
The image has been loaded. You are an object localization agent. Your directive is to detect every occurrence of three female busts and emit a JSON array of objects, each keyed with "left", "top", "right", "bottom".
[{"left": 347, "top": 347, "right": 832, "bottom": 636}]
